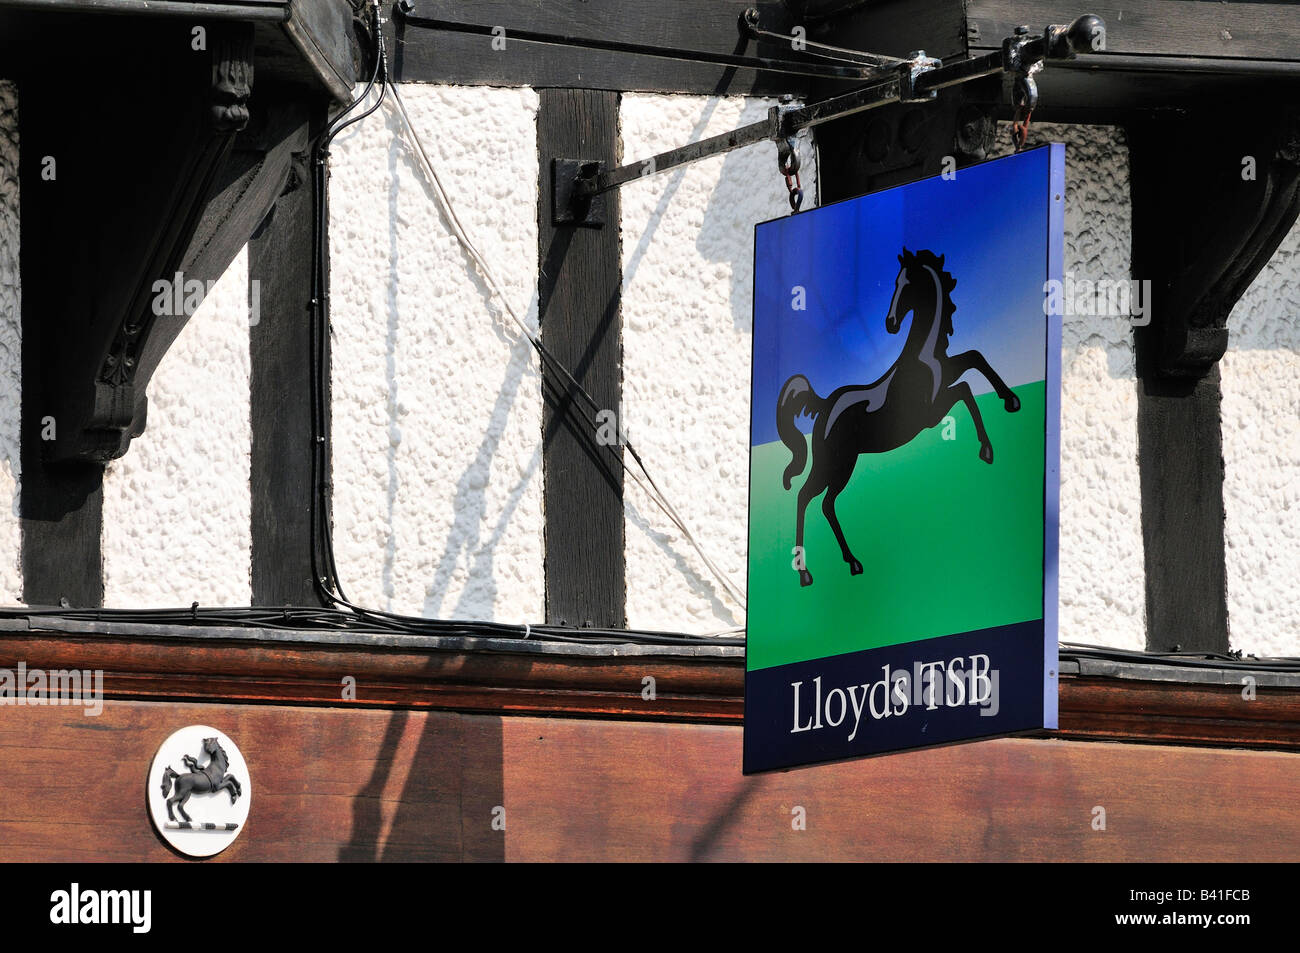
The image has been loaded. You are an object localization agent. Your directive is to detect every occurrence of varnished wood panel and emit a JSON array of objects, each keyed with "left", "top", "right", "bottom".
[
  {"left": 0, "top": 702, "right": 483, "bottom": 862},
  {"left": 2, "top": 630, "right": 1298, "bottom": 749},
  {"left": 498, "top": 718, "right": 1300, "bottom": 862},
  {"left": 0, "top": 701, "right": 1296, "bottom": 861}
]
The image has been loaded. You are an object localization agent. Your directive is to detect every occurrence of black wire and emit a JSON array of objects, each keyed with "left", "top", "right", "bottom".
[
  {"left": 4, "top": 595, "right": 1298, "bottom": 666},
  {"left": 290, "top": 25, "right": 1300, "bottom": 662},
  {"left": 0, "top": 5, "right": 734, "bottom": 651},
  {"left": 394, "top": 8, "right": 867, "bottom": 83},
  {"left": 291, "top": 9, "right": 746, "bottom": 648},
  {"left": 742, "top": 23, "right": 906, "bottom": 69},
  {"left": 1059, "top": 643, "right": 1300, "bottom": 671}
]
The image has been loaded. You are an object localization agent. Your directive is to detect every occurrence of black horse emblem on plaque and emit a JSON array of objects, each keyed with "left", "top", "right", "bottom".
[
  {"left": 159, "top": 736, "right": 243, "bottom": 824},
  {"left": 777, "top": 248, "right": 1021, "bottom": 588}
]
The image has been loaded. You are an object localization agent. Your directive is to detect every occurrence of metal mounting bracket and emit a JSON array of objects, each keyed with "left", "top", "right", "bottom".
[
  {"left": 899, "top": 52, "right": 942, "bottom": 102},
  {"left": 552, "top": 158, "right": 607, "bottom": 227},
  {"left": 548, "top": 13, "right": 1106, "bottom": 224}
]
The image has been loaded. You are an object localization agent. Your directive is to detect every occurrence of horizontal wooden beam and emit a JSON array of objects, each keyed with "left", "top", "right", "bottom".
[
  {"left": 968, "top": 1, "right": 1300, "bottom": 63},
  {"left": 387, "top": 0, "right": 821, "bottom": 94},
  {"left": 1, "top": 627, "right": 1297, "bottom": 750}
]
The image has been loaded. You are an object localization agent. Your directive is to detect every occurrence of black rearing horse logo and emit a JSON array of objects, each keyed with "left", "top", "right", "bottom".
[
  {"left": 160, "top": 736, "right": 243, "bottom": 823},
  {"left": 777, "top": 247, "right": 1020, "bottom": 587}
]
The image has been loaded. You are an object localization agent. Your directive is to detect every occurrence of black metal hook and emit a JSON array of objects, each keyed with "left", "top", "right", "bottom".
[{"left": 777, "top": 137, "right": 801, "bottom": 176}]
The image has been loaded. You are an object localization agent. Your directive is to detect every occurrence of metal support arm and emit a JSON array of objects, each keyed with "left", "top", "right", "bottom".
[{"left": 556, "top": 13, "right": 1104, "bottom": 223}]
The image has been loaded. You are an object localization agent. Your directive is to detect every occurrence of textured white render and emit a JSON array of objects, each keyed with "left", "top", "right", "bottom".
[
  {"left": 0, "top": 83, "right": 20, "bottom": 603},
  {"left": 1222, "top": 222, "right": 1300, "bottom": 658},
  {"left": 620, "top": 94, "right": 817, "bottom": 633},
  {"left": 620, "top": 101, "right": 1146, "bottom": 648},
  {"left": 102, "top": 249, "right": 252, "bottom": 607},
  {"left": 996, "top": 124, "right": 1145, "bottom": 650},
  {"left": 328, "top": 85, "right": 544, "bottom": 621}
]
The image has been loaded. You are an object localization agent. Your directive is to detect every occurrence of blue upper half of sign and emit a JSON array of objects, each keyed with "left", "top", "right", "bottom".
[{"left": 751, "top": 146, "right": 1054, "bottom": 447}]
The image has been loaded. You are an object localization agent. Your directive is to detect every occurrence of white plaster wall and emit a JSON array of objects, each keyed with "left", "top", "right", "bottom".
[
  {"left": 101, "top": 249, "right": 252, "bottom": 607},
  {"left": 0, "top": 83, "right": 20, "bottom": 603},
  {"left": 1222, "top": 221, "right": 1300, "bottom": 658},
  {"left": 620, "top": 102, "right": 1145, "bottom": 648},
  {"left": 620, "top": 94, "right": 817, "bottom": 633},
  {"left": 994, "top": 123, "right": 1145, "bottom": 650},
  {"left": 328, "top": 85, "right": 544, "bottom": 621}
]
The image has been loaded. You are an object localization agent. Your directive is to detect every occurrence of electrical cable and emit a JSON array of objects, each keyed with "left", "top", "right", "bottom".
[
  {"left": 0, "top": 2, "right": 736, "bottom": 650},
  {"left": 1059, "top": 642, "right": 1300, "bottom": 672},
  {"left": 392, "top": 4, "right": 869, "bottom": 83},
  {"left": 741, "top": 21, "right": 907, "bottom": 69},
  {"left": 379, "top": 81, "right": 748, "bottom": 612},
  {"left": 4, "top": 597, "right": 1298, "bottom": 671},
  {"left": 298, "top": 2, "right": 747, "bottom": 646},
  {"left": 287, "top": 5, "right": 1300, "bottom": 664}
]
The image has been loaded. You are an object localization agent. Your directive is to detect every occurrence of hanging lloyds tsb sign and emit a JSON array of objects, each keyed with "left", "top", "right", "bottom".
[{"left": 744, "top": 145, "right": 1063, "bottom": 773}]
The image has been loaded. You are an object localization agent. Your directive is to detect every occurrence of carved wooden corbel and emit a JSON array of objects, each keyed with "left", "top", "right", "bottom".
[
  {"left": 1129, "top": 105, "right": 1300, "bottom": 378},
  {"left": 63, "top": 24, "right": 253, "bottom": 462},
  {"left": 24, "top": 20, "right": 316, "bottom": 465}
]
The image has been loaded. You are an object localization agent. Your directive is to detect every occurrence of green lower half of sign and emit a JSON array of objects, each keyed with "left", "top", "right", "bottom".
[{"left": 746, "top": 380, "right": 1046, "bottom": 672}]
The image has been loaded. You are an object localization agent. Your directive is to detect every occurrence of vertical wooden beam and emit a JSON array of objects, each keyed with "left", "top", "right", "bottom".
[
  {"left": 1128, "top": 108, "right": 1300, "bottom": 653},
  {"left": 248, "top": 106, "right": 324, "bottom": 606},
  {"left": 1132, "top": 362, "right": 1229, "bottom": 653},
  {"left": 537, "top": 89, "right": 625, "bottom": 628},
  {"left": 17, "top": 76, "right": 104, "bottom": 608}
]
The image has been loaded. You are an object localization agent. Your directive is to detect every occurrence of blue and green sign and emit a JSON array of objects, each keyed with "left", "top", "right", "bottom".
[{"left": 744, "top": 145, "right": 1063, "bottom": 773}]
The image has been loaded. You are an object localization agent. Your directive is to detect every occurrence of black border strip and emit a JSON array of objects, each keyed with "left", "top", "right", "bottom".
[{"left": 248, "top": 109, "right": 325, "bottom": 606}]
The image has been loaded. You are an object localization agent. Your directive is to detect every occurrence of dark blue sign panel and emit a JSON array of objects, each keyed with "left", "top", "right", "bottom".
[{"left": 745, "top": 145, "right": 1063, "bottom": 773}]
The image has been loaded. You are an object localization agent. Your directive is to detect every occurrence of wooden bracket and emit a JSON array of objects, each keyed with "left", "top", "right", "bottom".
[
  {"left": 1127, "top": 104, "right": 1300, "bottom": 654},
  {"left": 23, "top": 21, "right": 315, "bottom": 465},
  {"left": 1130, "top": 105, "right": 1300, "bottom": 378}
]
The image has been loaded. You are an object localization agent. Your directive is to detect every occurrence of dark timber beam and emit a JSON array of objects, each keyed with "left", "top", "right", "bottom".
[
  {"left": 248, "top": 104, "right": 326, "bottom": 607},
  {"left": 387, "top": 0, "right": 819, "bottom": 95},
  {"left": 538, "top": 89, "right": 625, "bottom": 628},
  {"left": 1128, "top": 105, "right": 1300, "bottom": 653},
  {"left": 965, "top": 1, "right": 1300, "bottom": 120},
  {"left": 968, "top": 1, "right": 1300, "bottom": 63}
]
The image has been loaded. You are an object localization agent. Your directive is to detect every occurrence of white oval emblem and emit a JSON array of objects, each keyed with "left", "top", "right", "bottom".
[{"left": 147, "top": 726, "right": 251, "bottom": 858}]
